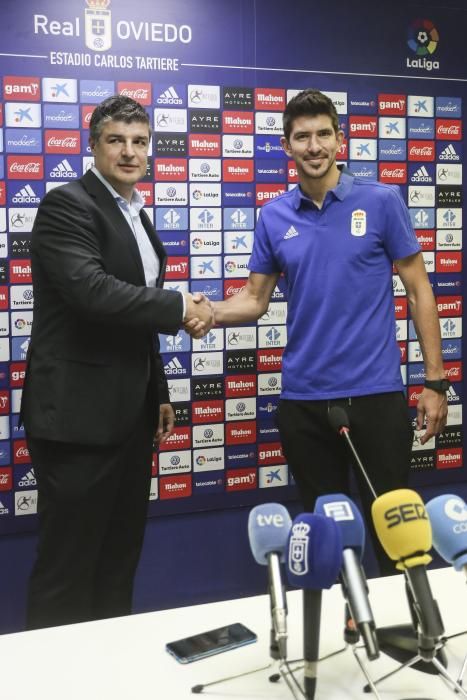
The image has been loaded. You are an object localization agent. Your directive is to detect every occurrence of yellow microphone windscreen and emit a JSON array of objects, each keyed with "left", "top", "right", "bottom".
[{"left": 371, "top": 489, "right": 432, "bottom": 569}]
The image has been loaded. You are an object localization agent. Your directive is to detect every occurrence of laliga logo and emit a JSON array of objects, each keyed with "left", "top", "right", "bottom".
[
  {"left": 406, "top": 18, "right": 440, "bottom": 71},
  {"left": 85, "top": 0, "right": 112, "bottom": 52},
  {"left": 288, "top": 522, "right": 310, "bottom": 575}
]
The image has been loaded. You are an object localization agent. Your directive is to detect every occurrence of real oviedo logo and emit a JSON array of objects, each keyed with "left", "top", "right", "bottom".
[{"left": 407, "top": 19, "right": 440, "bottom": 72}]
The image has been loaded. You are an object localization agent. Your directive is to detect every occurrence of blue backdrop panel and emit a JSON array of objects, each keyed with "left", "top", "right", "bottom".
[{"left": 0, "top": 0, "right": 464, "bottom": 533}]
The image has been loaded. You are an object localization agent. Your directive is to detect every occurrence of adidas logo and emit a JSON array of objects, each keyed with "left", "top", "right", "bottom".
[
  {"left": 50, "top": 159, "right": 77, "bottom": 179},
  {"left": 18, "top": 469, "right": 36, "bottom": 487},
  {"left": 157, "top": 86, "right": 183, "bottom": 105},
  {"left": 411, "top": 165, "right": 431, "bottom": 182},
  {"left": 283, "top": 225, "right": 299, "bottom": 240},
  {"left": 12, "top": 184, "right": 40, "bottom": 204},
  {"left": 164, "top": 357, "right": 185, "bottom": 375},
  {"left": 439, "top": 144, "right": 459, "bottom": 161}
]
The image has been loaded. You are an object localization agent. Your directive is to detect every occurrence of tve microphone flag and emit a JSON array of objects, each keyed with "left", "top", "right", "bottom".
[
  {"left": 286, "top": 513, "right": 342, "bottom": 700},
  {"left": 426, "top": 494, "right": 467, "bottom": 576},
  {"left": 248, "top": 503, "right": 292, "bottom": 659},
  {"left": 315, "top": 494, "right": 379, "bottom": 660},
  {"left": 372, "top": 489, "right": 444, "bottom": 641}
]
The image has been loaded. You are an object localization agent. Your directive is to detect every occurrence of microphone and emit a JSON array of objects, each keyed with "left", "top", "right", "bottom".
[
  {"left": 314, "top": 494, "right": 379, "bottom": 660},
  {"left": 248, "top": 503, "right": 292, "bottom": 660},
  {"left": 371, "top": 489, "right": 444, "bottom": 645},
  {"left": 426, "top": 494, "right": 467, "bottom": 578},
  {"left": 286, "top": 512, "right": 342, "bottom": 699},
  {"left": 327, "top": 406, "right": 378, "bottom": 499}
]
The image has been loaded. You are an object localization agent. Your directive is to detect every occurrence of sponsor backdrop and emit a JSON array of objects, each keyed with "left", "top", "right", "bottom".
[{"left": 0, "top": 0, "right": 465, "bottom": 531}]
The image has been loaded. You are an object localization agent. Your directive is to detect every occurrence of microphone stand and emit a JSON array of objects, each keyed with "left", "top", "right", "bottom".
[
  {"left": 363, "top": 571, "right": 467, "bottom": 698},
  {"left": 191, "top": 580, "right": 307, "bottom": 700},
  {"left": 277, "top": 603, "right": 383, "bottom": 700}
]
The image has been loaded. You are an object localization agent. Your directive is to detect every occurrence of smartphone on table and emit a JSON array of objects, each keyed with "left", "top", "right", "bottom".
[{"left": 166, "top": 622, "right": 257, "bottom": 663}]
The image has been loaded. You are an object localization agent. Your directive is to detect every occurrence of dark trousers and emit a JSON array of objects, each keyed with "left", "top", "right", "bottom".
[
  {"left": 26, "top": 401, "right": 155, "bottom": 630},
  {"left": 276, "top": 392, "right": 414, "bottom": 575}
]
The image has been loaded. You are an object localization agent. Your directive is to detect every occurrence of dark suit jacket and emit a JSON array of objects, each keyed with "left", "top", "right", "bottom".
[{"left": 21, "top": 170, "right": 183, "bottom": 445}]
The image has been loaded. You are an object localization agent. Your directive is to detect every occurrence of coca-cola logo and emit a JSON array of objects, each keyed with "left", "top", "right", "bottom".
[
  {"left": 16, "top": 446, "right": 29, "bottom": 458},
  {"left": 438, "top": 125, "right": 460, "bottom": 134},
  {"left": 121, "top": 88, "right": 149, "bottom": 99},
  {"left": 10, "top": 162, "right": 40, "bottom": 172},
  {"left": 47, "top": 136, "right": 78, "bottom": 148},
  {"left": 410, "top": 146, "right": 432, "bottom": 156},
  {"left": 381, "top": 168, "right": 404, "bottom": 177}
]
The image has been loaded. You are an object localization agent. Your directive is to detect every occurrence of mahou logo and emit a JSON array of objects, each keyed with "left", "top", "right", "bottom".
[
  {"left": 436, "top": 448, "right": 462, "bottom": 470},
  {"left": 408, "top": 141, "right": 434, "bottom": 161},
  {"left": 225, "top": 374, "right": 257, "bottom": 397},
  {"left": 222, "top": 160, "right": 254, "bottom": 182},
  {"left": 154, "top": 158, "right": 188, "bottom": 181},
  {"left": 159, "top": 427, "right": 191, "bottom": 451},
  {"left": 45, "top": 130, "right": 81, "bottom": 154},
  {"left": 160, "top": 475, "right": 192, "bottom": 500},
  {"left": 189, "top": 135, "right": 221, "bottom": 157},
  {"left": 226, "top": 420, "right": 257, "bottom": 445},
  {"left": 436, "top": 120, "right": 462, "bottom": 141},
  {"left": 436, "top": 252, "right": 462, "bottom": 273},
  {"left": 10, "top": 260, "right": 32, "bottom": 283},
  {"left": 7, "top": 156, "right": 43, "bottom": 180},
  {"left": 117, "top": 82, "right": 151, "bottom": 105},
  {"left": 3, "top": 76, "right": 41, "bottom": 102},
  {"left": 257, "top": 349, "right": 283, "bottom": 371},
  {"left": 192, "top": 400, "right": 225, "bottom": 424},
  {"left": 378, "top": 163, "right": 407, "bottom": 183},
  {"left": 222, "top": 111, "right": 254, "bottom": 133},
  {"left": 415, "top": 230, "right": 435, "bottom": 251},
  {"left": 255, "top": 88, "right": 286, "bottom": 111},
  {"left": 135, "top": 183, "right": 154, "bottom": 205}
]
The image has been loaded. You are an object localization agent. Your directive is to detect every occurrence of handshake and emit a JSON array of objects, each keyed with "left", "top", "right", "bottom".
[{"left": 183, "top": 292, "right": 215, "bottom": 339}]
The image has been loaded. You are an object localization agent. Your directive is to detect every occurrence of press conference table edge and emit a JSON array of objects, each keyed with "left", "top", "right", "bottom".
[{"left": 0, "top": 565, "right": 465, "bottom": 700}]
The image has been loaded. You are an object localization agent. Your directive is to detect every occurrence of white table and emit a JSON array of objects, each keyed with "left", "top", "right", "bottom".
[{"left": 0, "top": 567, "right": 466, "bottom": 699}]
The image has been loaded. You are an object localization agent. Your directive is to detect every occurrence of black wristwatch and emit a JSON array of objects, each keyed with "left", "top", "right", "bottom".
[{"left": 424, "top": 379, "right": 451, "bottom": 393}]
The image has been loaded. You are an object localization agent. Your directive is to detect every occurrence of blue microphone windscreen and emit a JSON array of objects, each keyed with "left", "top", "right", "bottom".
[
  {"left": 286, "top": 513, "right": 343, "bottom": 590},
  {"left": 314, "top": 494, "right": 365, "bottom": 557},
  {"left": 248, "top": 503, "right": 292, "bottom": 565},
  {"left": 426, "top": 494, "right": 467, "bottom": 570}
]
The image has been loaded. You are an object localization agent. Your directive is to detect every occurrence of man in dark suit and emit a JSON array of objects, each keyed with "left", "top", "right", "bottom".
[{"left": 21, "top": 95, "right": 213, "bottom": 629}]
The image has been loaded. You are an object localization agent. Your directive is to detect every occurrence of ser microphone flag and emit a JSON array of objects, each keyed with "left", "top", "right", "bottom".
[
  {"left": 426, "top": 494, "right": 467, "bottom": 576},
  {"left": 248, "top": 503, "right": 292, "bottom": 659},
  {"left": 372, "top": 489, "right": 444, "bottom": 641},
  {"left": 315, "top": 494, "right": 379, "bottom": 660}
]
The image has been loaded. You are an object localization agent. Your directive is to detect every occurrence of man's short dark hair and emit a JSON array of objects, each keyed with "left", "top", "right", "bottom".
[
  {"left": 89, "top": 95, "right": 151, "bottom": 142},
  {"left": 283, "top": 89, "right": 339, "bottom": 140}
]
